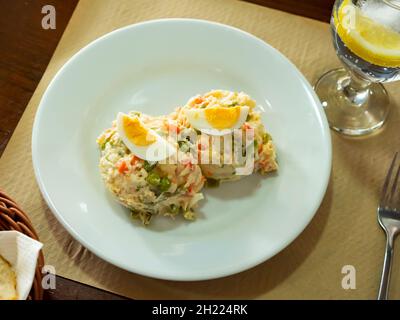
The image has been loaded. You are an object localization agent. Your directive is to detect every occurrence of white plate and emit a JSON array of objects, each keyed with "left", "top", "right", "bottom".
[{"left": 32, "top": 19, "right": 331, "bottom": 281}]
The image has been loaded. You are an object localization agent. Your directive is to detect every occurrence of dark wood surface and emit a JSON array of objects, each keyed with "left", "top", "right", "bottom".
[
  {"left": 44, "top": 276, "right": 128, "bottom": 300},
  {"left": 0, "top": 0, "right": 78, "bottom": 157},
  {"left": 0, "top": 0, "right": 334, "bottom": 300},
  {"left": 247, "top": 0, "right": 335, "bottom": 22}
]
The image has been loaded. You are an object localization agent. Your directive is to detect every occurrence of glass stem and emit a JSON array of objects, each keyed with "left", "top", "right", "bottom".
[{"left": 342, "top": 70, "right": 371, "bottom": 106}]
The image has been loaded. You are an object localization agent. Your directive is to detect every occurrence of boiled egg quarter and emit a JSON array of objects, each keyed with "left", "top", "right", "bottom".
[
  {"left": 116, "top": 112, "right": 174, "bottom": 161},
  {"left": 184, "top": 106, "right": 249, "bottom": 135}
]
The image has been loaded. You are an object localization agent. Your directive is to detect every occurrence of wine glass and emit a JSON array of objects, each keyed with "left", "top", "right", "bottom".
[{"left": 314, "top": 0, "right": 400, "bottom": 136}]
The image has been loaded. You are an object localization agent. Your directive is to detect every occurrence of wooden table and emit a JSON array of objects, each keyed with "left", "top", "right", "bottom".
[{"left": 0, "top": 0, "right": 335, "bottom": 300}]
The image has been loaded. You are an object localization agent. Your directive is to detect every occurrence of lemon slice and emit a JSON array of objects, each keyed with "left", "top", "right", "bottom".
[{"left": 335, "top": 0, "right": 400, "bottom": 68}]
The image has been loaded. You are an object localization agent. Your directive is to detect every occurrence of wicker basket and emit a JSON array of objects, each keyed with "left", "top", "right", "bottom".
[{"left": 0, "top": 190, "right": 44, "bottom": 300}]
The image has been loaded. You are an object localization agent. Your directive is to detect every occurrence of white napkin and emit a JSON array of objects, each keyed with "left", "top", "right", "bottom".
[{"left": 0, "top": 231, "right": 43, "bottom": 300}]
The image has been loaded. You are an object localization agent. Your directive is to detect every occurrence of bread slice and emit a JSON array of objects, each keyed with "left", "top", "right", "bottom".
[{"left": 0, "top": 255, "right": 17, "bottom": 300}]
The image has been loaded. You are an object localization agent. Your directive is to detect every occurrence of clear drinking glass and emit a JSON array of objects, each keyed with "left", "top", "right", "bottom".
[{"left": 314, "top": 0, "right": 400, "bottom": 136}]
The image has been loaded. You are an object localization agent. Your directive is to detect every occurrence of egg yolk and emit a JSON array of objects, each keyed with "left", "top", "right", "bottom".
[
  {"left": 204, "top": 107, "right": 241, "bottom": 130},
  {"left": 122, "top": 115, "right": 156, "bottom": 146}
]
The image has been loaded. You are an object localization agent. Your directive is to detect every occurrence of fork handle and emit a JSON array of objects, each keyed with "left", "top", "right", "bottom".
[{"left": 378, "top": 235, "right": 394, "bottom": 300}]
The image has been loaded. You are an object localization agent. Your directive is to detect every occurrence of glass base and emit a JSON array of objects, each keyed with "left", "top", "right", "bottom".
[{"left": 314, "top": 68, "right": 390, "bottom": 136}]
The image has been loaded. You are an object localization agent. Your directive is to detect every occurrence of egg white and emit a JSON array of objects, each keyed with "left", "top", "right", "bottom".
[
  {"left": 184, "top": 107, "right": 249, "bottom": 136},
  {"left": 116, "top": 112, "right": 175, "bottom": 161}
]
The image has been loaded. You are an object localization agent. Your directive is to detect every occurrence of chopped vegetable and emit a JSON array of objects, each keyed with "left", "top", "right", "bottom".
[
  {"left": 243, "top": 123, "right": 252, "bottom": 130},
  {"left": 169, "top": 204, "right": 180, "bottom": 215},
  {"left": 146, "top": 172, "right": 161, "bottom": 186},
  {"left": 185, "top": 162, "right": 194, "bottom": 170},
  {"left": 263, "top": 132, "right": 271, "bottom": 143},
  {"left": 100, "top": 141, "right": 107, "bottom": 150},
  {"left": 183, "top": 210, "right": 196, "bottom": 220},
  {"left": 166, "top": 122, "right": 181, "bottom": 134},
  {"left": 130, "top": 155, "right": 139, "bottom": 165},
  {"left": 98, "top": 130, "right": 115, "bottom": 150},
  {"left": 159, "top": 177, "right": 171, "bottom": 192},
  {"left": 143, "top": 160, "right": 156, "bottom": 172},
  {"left": 254, "top": 139, "right": 258, "bottom": 148},
  {"left": 194, "top": 97, "right": 204, "bottom": 104},
  {"left": 118, "top": 161, "right": 128, "bottom": 174}
]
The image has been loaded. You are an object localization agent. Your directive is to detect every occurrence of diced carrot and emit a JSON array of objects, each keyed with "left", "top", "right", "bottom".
[
  {"left": 194, "top": 97, "right": 204, "bottom": 104},
  {"left": 185, "top": 162, "right": 194, "bottom": 170},
  {"left": 118, "top": 161, "right": 128, "bottom": 174},
  {"left": 130, "top": 155, "right": 139, "bottom": 165},
  {"left": 181, "top": 158, "right": 194, "bottom": 170},
  {"left": 166, "top": 122, "right": 181, "bottom": 134},
  {"left": 171, "top": 124, "right": 180, "bottom": 134},
  {"left": 243, "top": 123, "right": 252, "bottom": 130}
]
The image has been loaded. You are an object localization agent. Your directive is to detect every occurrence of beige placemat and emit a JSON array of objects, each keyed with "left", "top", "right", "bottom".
[{"left": 1, "top": 0, "right": 400, "bottom": 299}]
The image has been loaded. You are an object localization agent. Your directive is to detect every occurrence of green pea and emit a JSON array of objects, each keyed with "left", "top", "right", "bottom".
[
  {"left": 183, "top": 210, "right": 196, "bottom": 220},
  {"left": 263, "top": 133, "right": 271, "bottom": 144},
  {"left": 169, "top": 204, "right": 180, "bottom": 215},
  {"left": 146, "top": 172, "right": 160, "bottom": 186},
  {"left": 159, "top": 177, "right": 171, "bottom": 192},
  {"left": 143, "top": 160, "right": 157, "bottom": 172}
]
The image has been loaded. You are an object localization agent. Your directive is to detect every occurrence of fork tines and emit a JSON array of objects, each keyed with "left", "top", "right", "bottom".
[{"left": 380, "top": 152, "right": 400, "bottom": 209}]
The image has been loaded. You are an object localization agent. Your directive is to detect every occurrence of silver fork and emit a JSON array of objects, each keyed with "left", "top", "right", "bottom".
[{"left": 378, "top": 152, "right": 400, "bottom": 300}]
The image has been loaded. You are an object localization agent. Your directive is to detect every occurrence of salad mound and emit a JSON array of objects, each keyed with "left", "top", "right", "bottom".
[
  {"left": 97, "top": 91, "right": 278, "bottom": 225},
  {"left": 97, "top": 112, "right": 205, "bottom": 225}
]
